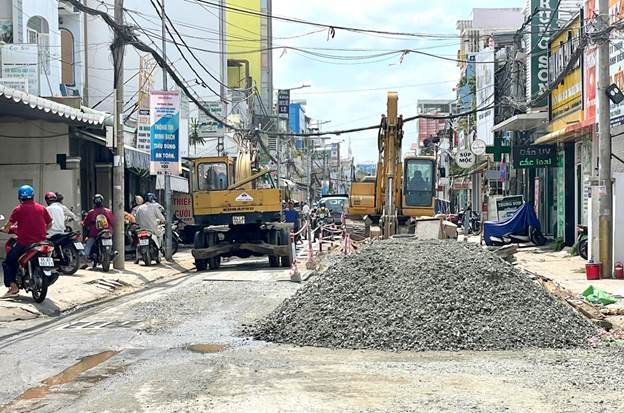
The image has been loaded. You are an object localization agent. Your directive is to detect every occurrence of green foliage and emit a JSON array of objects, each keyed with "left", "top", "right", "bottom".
[{"left": 552, "top": 237, "right": 565, "bottom": 252}]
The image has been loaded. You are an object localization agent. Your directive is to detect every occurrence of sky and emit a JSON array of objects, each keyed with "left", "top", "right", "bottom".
[{"left": 272, "top": 0, "right": 524, "bottom": 164}]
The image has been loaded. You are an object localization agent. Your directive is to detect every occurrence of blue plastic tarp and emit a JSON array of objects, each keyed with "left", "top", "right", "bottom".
[{"left": 482, "top": 202, "right": 541, "bottom": 246}]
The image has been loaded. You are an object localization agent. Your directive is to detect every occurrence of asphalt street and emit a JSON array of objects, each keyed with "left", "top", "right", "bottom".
[{"left": 1, "top": 251, "right": 624, "bottom": 413}]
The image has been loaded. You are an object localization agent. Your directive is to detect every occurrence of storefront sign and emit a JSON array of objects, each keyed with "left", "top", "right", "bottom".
[
  {"left": 172, "top": 192, "right": 194, "bottom": 224},
  {"left": 149, "top": 90, "right": 180, "bottom": 175},
  {"left": 475, "top": 49, "right": 495, "bottom": 145},
  {"left": 549, "top": 14, "right": 582, "bottom": 121},
  {"left": 608, "top": 0, "right": 624, "bottom": 126},
  {"left": 1, "top": 44, "right": 39, "bottom": 95},
  {"left": 513, "top": 144, "right": 558, "bottom": 168},
  {"left": 496, "top": 195, "right": 524, "bottom": 220},
  {"left": 277, "top": 89, "right": 290, "bottom": 116},
  {"left": 136, "top": 109, "right": 150, "bottom": 151},
  {"left": 529, "top": 0, "right": 558, "bottom": 106},
  {"left": 455, "top": 151, "right": 475, "bottom": 169}
]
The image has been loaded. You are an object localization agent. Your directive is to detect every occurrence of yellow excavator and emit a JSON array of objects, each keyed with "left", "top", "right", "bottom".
[
  {"left": 348, "top": 92, "right": 441, "bottom": 238},
  {"left": 189, "top": 138, "right": 293, "bottom": 270}
]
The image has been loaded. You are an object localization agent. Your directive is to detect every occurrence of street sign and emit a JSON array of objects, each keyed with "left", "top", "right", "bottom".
[
  {"left": 496, "top": 195, "right": 524, "bottom": 220},
  {"left": 485, "top": 136, "right": 511, "bottom": 162},
  {"left": 455, "top": 150, "right": 476, "bottom": 169},
  {"left": 277, "top": 89, "right": 290, "bottom": 115},
  {"left": 149, "top": 90, "right": 180, "bottom": 175},
  {"left": 471, "top": 139, "right": 486, "bottom": 155},
  {"left": 198, "top": 101, "right": 224, "bottom": 138},
  {"left": 512, "top": 144, "right": 557, "bottom": 168}
]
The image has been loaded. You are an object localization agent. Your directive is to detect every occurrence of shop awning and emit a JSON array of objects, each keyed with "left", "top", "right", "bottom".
[
  {"left": 534, "top": 119, "right": 595, "bottom": 144},
  {"left": 492, "top": 112, "right": 548, "bottom": 132},
  {"left": 0, "top": 84, "right": 110, "bottom": 126}
]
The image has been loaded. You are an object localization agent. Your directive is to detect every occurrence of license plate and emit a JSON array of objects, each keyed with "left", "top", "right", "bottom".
[
  {"left": 74, "top": 242, "right": 84, "bottom": 250},
  {"left": 38, "top": 256, "right": 54, "bottom": 267},
  {"left": 139, "top": 238, "right": 149, "bottom": 246},
  {"left": 101, "top": 239, "right": 113, "bottom": 246},
  {"left": 232, "top": 215, "right": 245, "bottom": 224}
]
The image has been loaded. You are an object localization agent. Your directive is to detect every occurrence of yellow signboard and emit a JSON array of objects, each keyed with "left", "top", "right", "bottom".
[{"left": 549, "top": 14, "right": 582, "bottom": 123}]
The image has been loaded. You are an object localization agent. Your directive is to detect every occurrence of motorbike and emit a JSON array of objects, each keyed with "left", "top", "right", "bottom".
[
  {"left": 90, "top": 229, "right": 116, "bottom": 272},
  {"left": 1, "top": 215, "right": 58, "bottom": 303},
  {"left": 159, "top": 218, "right": 182, "bottom": 255},
  {"left": 448, "top": 209, "right": 481, "bottom": 235},
  {"left": 132, "top": 226, "right": 160, "bottom": 266},
  {"left": 312, "top": 210, "right": 330, "bottom": 241},
  {"left": 483, "top": 202, "right": 547, "bottom": 247},
  {"left": 49, "top": 231, "right": 84, "bottom": 275},
  {"left": 576, "top": 224, "right": 588, "bottom": 260}
]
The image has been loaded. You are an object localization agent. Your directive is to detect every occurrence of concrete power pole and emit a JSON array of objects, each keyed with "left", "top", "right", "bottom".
[
  {"left": 161, "top": 0, "right": 173, "bottom": 261},
  {"left": 112, "top": 0, "right": 125, "bottom": 269},
  {"left": 597, "top": 0, "right": 613, "bottom": 277}
]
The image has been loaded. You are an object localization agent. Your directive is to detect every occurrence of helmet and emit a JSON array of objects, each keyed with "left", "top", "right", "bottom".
[
  {"left": 134, "top": 195, "right": 144, "bottom": 206},
  {"left": 55, "top": 192, "right": 64, "bottom": 203},
  {"left": 93, "top": 194, "right": 104, "bottom": 207},
  {"left": 18, "top": 185, "right": 34, "bottom": 201},
  {"left": 319, "top": 201, "right": 326, "bottom": 208},
  {"left": 146, "top": 192, "right": 156, "bottom": 203},
  {"left": 44, "top": 191, "right": 57, "bottom": 205}
]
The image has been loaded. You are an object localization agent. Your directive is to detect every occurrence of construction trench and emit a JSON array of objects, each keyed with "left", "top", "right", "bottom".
[{"left": 250, "top": 238, "right": 599, "bottom": 352}]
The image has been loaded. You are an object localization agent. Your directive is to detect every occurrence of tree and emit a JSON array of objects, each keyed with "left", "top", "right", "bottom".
[{"left": 189, "top": 118, "right": 206, "bottom": 152}]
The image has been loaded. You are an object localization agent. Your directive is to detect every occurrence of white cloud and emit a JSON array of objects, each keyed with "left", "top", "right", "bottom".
[{"left": 272, "top": 0, "right": 524, "bottom": 161}]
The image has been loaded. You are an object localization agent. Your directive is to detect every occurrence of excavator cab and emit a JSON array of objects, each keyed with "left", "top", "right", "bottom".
[{"left": 402, "top": 155, "right": 436, "bottom": 217}]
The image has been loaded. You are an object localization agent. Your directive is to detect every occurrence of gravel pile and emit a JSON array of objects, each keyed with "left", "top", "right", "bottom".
[{"left": 250, "top": 239, "right": 597, "bottom": 351}]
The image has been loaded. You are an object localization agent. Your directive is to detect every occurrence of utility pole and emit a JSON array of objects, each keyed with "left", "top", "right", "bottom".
[
  {"left": 161, "top": 0, "right": 173, "bottom": 261},
  {"left": 308, "top": 138, "right": 313, "bottom": 203},
  {"left": 597, "top": 0, "right": 613, "bottom": 277},
  {"left": 112, "top": 0, "right": 125, "bottom": 269}
]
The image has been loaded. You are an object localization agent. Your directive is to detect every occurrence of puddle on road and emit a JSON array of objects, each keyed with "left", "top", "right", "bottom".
[
  {"left": 187, "top": 343, "right": 227, "bottom": 353},
  {"left": 11, "top": 350, "right": 118, "bottom": 404}
]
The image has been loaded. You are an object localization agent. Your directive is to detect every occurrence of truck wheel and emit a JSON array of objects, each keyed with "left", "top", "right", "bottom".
[
  {"left": 268, "top": 255, "right": 279, "bottom": 267},
  {"left": 209, "top": 256, "right": 221, "bottom": 270},
  {"left": 193, "top": 231, "right": 207, "bottom": 271},
  {"left": 280, "top": 229, "right": 293, "bottom": 268}
]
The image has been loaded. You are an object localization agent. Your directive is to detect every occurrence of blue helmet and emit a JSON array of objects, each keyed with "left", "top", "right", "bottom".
[
  {"left": 146, "top": 192, "right": 156, "bottom": 203},
  {"left": 18, "top": 185, "right": 34, "bottom": 201}
]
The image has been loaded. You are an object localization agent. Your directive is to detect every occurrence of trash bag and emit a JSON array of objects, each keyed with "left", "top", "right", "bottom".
[{"left": 582, "top": 285, "right": 618, "bottom": 305}]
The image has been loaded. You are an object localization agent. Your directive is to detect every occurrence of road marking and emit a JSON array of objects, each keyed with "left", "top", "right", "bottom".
[{"left": 58, "top": 320, "right": 142, "bottom": 330}]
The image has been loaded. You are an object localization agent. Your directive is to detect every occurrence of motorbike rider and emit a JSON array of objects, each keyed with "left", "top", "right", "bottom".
[
  {"left": 131, "top": 195, "right": 144, "bottom": 216},
  {"left": 45, "top": 191, "right": 66, "bottom": 236},
  {"left": 1, "top": 185, "right": 52, "bottom": 297},
  {"left": 134, "top": 192, "right": 165, "bottom": 262},
  {"left": 83, "top": 194, "right": 114, "bottom": 260},
  {"left": 54, "top": 192, "right": 79, "bottom": 225},
  {"left": 317, "top": 202, "right": 330, "bottom": 219}
]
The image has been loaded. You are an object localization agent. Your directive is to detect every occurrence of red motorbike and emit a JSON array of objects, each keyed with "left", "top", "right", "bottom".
[{"left": 1, "top": 215, "right": 57, "bottom": 303}]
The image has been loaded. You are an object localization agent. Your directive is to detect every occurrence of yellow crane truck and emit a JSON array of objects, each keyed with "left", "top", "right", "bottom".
[
  {"left": 189, "top": 152, "right": 293, "bottom": 271},
  {"left": 348, "top": 92, "right": 439, "bottom": 238}
]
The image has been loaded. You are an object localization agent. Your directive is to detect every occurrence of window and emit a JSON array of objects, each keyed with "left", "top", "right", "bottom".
[
  {"left": 60, "top": 29, "right": 75, "bottom": 85},
  {"left": 197, "top": 162, "right": 228, "bottom": 191},
  {"left": 404, "top": 158, "right": 435, "bottom": 207},
  {"left": 26, "top": 16, "right": 50, "bottom": 74}
]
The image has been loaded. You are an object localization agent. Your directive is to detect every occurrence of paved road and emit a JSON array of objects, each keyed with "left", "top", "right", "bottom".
[{"left": 1, "top": 252, "right": 624, "bottom": 412}]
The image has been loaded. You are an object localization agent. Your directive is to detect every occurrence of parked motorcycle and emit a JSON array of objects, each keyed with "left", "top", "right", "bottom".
[
  {"left": 576, "top": 224, "right": 588, "bottom": 260},
  {"left": 90, "top": 229, "right": 116, "bottom": 272},
  {"left": 132, "top": 226, "right": 160, "bottom": 266},
  {"left": 159, "top": 218, "right": 182, "bottom": 256},
  {"left": 483, "top": 202, "right": 547, "bottom": 246},
  {"left": 448, "top": 209, "right": 481, "bottom": 235},
  {"left": 1, "top": 215, "right": 57, "bottom": 303},
  {"left": 49, "top": 231, "right": 84, "bottom": 275}
]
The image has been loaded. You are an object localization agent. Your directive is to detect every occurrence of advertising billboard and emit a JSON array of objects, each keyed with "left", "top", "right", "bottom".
[
  {"left": 528, "top": 0, "right": 558, "bottom": 106},
  {"left": 150, "top": 90, "right": 181, "bottom": 175},
  {"left": 475, "top": 49, "right": 495, "bottom": 145}
]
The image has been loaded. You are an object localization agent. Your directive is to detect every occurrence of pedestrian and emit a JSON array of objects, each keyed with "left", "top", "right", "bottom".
[
  {"left": 55, "top": 192, "right": 79, "bottom": 224},
  {"left": 284, "top": 201, "right": 301, "bottom": 244},
  {"left": 1, "top": 186, "right": 52, "bottom": 297}
]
